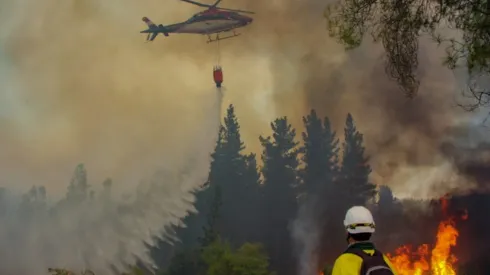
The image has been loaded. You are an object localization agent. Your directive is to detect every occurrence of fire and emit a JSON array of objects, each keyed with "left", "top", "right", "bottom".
[
  {"left": 388, "top": 245, "right": 429, "bottom": 275},
  {"left": 386, "top": 197, "right": 465, "bottom": 275},
  {"left": 430, "top": 218, "right": 458, "bottom": 275}
]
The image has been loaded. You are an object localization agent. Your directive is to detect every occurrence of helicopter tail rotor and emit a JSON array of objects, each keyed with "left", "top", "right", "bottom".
[{"left": 146, "top": 32, "right": 158, "bottom": 42}]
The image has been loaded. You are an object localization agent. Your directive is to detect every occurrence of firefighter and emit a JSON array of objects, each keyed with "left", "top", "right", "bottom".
[{"left": 331, "top": 206, "right": 398, "bottom": 275}]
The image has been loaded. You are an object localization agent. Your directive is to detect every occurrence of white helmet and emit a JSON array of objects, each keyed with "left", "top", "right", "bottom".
[{"left": 343, "top": 206, "right": 375, "bottom": 234}]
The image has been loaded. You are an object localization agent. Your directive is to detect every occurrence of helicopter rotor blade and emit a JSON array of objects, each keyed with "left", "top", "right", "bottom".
[
  {"left": 217, "top": 7, "right": 255, "bottom": 14},
  {"left": 211, "top": 0, "right": 222, "bottom": 7},
  {"left": 180, "top": 0, "right": 211, "bottom": 8}
]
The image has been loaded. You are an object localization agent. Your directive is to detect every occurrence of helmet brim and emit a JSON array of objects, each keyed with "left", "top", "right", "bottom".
[{"left": 346, "top": 226, "right": 375, "bottom": 234}]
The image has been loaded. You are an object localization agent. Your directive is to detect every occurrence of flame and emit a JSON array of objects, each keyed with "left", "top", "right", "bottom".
[
  {"left": 388, "top": 245, "right": 429, "bottom": 275},
  {"left": 430, "top": 218, "right": 458, "bottom": 275},
  {"left": 386, "top": 198, "right": 465, "bottom": 275}
]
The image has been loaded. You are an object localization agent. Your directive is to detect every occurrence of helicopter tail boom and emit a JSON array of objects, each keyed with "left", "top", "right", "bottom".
[{"left": 141, "top": 18, "right": 170, "bottom": 41}]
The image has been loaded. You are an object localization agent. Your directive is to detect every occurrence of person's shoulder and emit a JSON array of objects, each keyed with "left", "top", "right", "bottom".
[
  {"left": 336, "top": 252, "right": 363, "bottom": 261},
  {"left": 333, "top": 252, "right": 363, "bottom": 267},
  {"left": 332, "top": 253, "right": 363, "bottom": 275}
]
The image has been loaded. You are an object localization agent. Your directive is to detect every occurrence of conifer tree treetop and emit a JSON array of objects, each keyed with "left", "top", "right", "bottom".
[
  {"left": 340, "top": 113, "right": 376, "bottom": 205},
  {"left": 300, "top": 109, "right": 340, "bottom": 195}
]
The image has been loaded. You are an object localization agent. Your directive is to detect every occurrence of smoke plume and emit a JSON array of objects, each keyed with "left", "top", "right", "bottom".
[
  {"left": 292, "top": 199, "right": 321, "bottom": 275},
  {"left": 0, "top": 87, "right": 222, "bottom": 274},
  {"left": 2, "top": 0, "right": 480, "bottom": 202},
  {"left": 1, "top": 0, "right": 489, "bottom": 273},
  {"left": 1, "top": 0, "right": 226, "bottom": 269}
]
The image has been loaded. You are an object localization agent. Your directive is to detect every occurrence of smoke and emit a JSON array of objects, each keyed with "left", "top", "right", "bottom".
[
  {"left": 0, "top": 0, "right": 226, "bottom": 269},
  {"left": 248, "top": 2, "right": 490, "bottom": 275},
  {"left": 0, "top": 88, "right": 222, "bottom": 274},
  {"left": 219, "top": 0, "right": 482, "bottom": 199},
  {"left": 1, "top": 0, "right": 477, "bottom": 196},
  {"left": 1, "top": 0, "right": 488, "bottom": 273},
  {"left": 291, "top": 199, "right": 321, "bottom": 275},
  {"left": 0, "top": 86, "right": 222, "bottom": 273}
]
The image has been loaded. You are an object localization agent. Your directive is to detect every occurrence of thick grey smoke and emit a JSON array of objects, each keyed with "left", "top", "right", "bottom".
[
  {"left": 0, "top": 0, "right": 228, "bottom": 271},
  {"left": 0, "top": 88, "right": 222, "bottom": 274},
  {"left": 1, "top": 0, "right": 488, "bottom": 274}
]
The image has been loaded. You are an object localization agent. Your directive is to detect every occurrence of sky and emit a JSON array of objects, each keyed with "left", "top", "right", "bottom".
[
  {"left": 0, "top": 0, "right": 487, "bottom": 202},
  {"left": 2, "top": 0, "right": 490, "bottom": 273}
]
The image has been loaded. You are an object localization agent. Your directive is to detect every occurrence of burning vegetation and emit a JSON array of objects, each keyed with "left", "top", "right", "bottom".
[
  {"left": 386, "top": 197, "right": 468, "bottom": 275},
  {"left": 3, "top": 106, "right": 490, "bottom": 275}
]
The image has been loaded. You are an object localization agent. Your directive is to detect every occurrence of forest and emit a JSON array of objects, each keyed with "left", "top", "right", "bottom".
[{"left": 10, "top": 105, "right": 490, "bottom": 275}]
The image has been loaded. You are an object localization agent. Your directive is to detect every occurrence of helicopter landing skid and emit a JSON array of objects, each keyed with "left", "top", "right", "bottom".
[{"left": 207, "top": 31, "right": 241, "bottom": 43}]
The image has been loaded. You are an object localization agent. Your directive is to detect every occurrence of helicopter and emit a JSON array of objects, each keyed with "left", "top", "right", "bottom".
[{"left": 140, "top": 0, "right": 254, "bottom": 43}]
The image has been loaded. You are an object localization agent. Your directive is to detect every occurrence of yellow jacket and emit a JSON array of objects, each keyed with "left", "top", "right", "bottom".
[{"left": 331, "top": 242, "right": 397, "bottom": 275}]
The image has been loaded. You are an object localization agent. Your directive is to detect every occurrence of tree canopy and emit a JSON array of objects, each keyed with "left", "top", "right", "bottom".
[
  {"left": 324, "top": 0, "right": 490, "bottom": 105},
  {"left": 10, "top": 105, "right": 490, "bottom": 275},
  {"left": 201, "top": 240, "right": 273, "bottom": 275}
]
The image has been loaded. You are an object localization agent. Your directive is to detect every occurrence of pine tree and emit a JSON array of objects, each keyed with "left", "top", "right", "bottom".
[
  {"left": 223, "top": 105, "right": 245, "bottom": 169},
  {"left": 260, "top": 117, "right": 299, "bottom": 203},
  {"left": 259, "top": 116, "right": 299, "bottom": 275},
  {"left": 199, "top": 185, "right": 222, "bottom": 248},
  {"left": 297, "top": 110, "right": 341, "bottom": 269},
  {"left": 206, "top": 104, "right": 260, "bottom": 246},
  {"left": 300, "top": 109, "right": 339, "bottom": 197},
  {"left": 152, "top": 125, "right": 227, "bottom": 270},
  {"left": 340, "top": 113, "right": 376, "bottom": 205},
  {"left": 66, "top": 163, "right": 90, "bottom": 204},
  {"left": 244, "top": 153, "right": 261, "bottom": 188},
  {"left": 206, "top": 126, "right": 227, "bottom": 190},
  {"left": 176, "top": 126, "right": 227, "bottom": 251},
  {"left": 206, "top": 105, "right": 246, "bottom": 188},
  {"left": 20, "top": 185, "right": 48, "bottom": 217},
  {"left": 241, "top": 152, "right": 262, "bottom": 242},
  {"left": 378, "top": 185, "right": 398, "bottom": 211},
  {"left": 156, "top": 105, "right": 262, "bottom": 270},
  {"left": 375, "top": 185, "right": 404, "bottom": 250}
]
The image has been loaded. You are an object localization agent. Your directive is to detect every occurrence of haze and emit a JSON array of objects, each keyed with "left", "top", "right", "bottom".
[{"left": 0, "top": 0, "right": 487, "bottom": 273}]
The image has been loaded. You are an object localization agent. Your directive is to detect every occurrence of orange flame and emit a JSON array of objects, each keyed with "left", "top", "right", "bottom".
[
  {"left": 430, "top": 218, "right": 458, "bottom": 275},
  {"left": 387, "top": 245, "right": 429, "bottom": 275},
  {"left": 386, "top": 198, "right": 466, "bottom": 275}
]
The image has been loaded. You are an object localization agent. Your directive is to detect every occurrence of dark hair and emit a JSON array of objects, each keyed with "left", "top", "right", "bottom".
[{"left": 349, "top": 233, "right": 372, "bottom": 242}]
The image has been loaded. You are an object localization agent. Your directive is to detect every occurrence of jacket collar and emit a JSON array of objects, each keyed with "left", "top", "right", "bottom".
[{"left": 347, "top": 241, "right": 375, "bottom": 250}]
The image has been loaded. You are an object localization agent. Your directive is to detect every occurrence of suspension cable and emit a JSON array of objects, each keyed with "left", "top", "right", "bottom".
[{"left": 216, "top": 38, "right": 221, "bottom": 66}]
